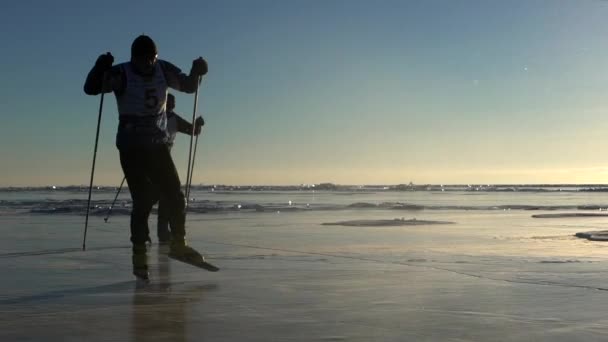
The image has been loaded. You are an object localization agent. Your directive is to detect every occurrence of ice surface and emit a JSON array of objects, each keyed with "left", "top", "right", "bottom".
[{"left": 4, "top": 189, "right": 608, "bottom": 341}]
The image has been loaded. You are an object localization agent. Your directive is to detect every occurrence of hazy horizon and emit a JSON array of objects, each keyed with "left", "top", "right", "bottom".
[{"left": 6, "top": 181, "right": 608, "bottom": 189}]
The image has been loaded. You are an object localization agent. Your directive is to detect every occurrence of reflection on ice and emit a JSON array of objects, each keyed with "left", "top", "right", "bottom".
[{"left": 131, "top": 249, "right": 218, "bottom": 342}]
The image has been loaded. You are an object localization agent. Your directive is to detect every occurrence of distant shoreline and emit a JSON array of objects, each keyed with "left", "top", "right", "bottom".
[{"left": 3, "top": 183, "right": 608, "bottom": 193}]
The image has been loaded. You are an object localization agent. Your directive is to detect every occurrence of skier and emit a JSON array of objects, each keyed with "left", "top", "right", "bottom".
[
  {"left": 84, "top": 35, "right": 207, "bottom": 280},
  {"left": 157, "top": 93, "right": 204, "bottom": 244}
]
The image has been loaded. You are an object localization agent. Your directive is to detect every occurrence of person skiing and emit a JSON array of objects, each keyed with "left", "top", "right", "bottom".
[
  {"left": 84, "top": 35, "right": 207, "bottom": 280},
  {"left": 157, "top": 93, "right": 204, "bottom": 244}
]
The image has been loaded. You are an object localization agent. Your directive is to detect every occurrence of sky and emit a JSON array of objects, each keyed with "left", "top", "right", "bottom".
[{"left": 1, "top": 0, "right": 608, "bottom": 186}]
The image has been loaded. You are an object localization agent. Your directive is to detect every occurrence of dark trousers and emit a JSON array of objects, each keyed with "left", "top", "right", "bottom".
[
  {"left": 157, "top": 195, "right": 171, "bottom": 241},
  {"left": 119, "top": 145, "right": 186, "bottom": 245}
]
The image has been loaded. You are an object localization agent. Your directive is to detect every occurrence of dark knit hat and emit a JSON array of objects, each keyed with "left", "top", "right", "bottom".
[{"left": 131, "top": 35, "right": 157, "bottom": 57}]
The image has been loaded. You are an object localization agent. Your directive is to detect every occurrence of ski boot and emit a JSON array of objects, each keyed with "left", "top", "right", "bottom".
[
  {"left": 132, "top": 244, "right": 149, "bottom": 282},
  {"left": 169, "top": 239, "right": 205, "bottom": 264}
]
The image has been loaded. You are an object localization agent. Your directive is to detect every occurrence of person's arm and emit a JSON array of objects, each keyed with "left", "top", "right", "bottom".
[
  {"left": 83, "top": 53, "right": 124, "bottom": 95},
  {"left": 174, "top": 114, "right": 193, "bottom": 134},
  {"left": 159, "top": 58, "right": 207, "bottom": 94},
  {"left": 174, "top": 113, "right": 204, "bottom": 135}
]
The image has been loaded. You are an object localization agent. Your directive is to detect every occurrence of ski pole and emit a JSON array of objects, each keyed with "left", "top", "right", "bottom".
[
  {"left": 185, "top": 75, "right": 201, "bottom": 208},
  {"left": 186, "top": 132, "right": 200, "bottom": 203},
  {"left": 104, "top": 177, "right": 126, "bottom": 223},
  {"left": 83, "top": 74, "right": 107, "bottom": 251}
]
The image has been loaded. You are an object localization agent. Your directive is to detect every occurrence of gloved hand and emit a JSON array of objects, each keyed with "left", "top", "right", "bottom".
[
  {"left": 191, "top": 57, "right": 208, "bottom": 76},
  {"left": 194, "top": 116, "right": 205, "bottom": 135},
  {"left": 95, "top": 52, "right": 114, "bottom": 71}
]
